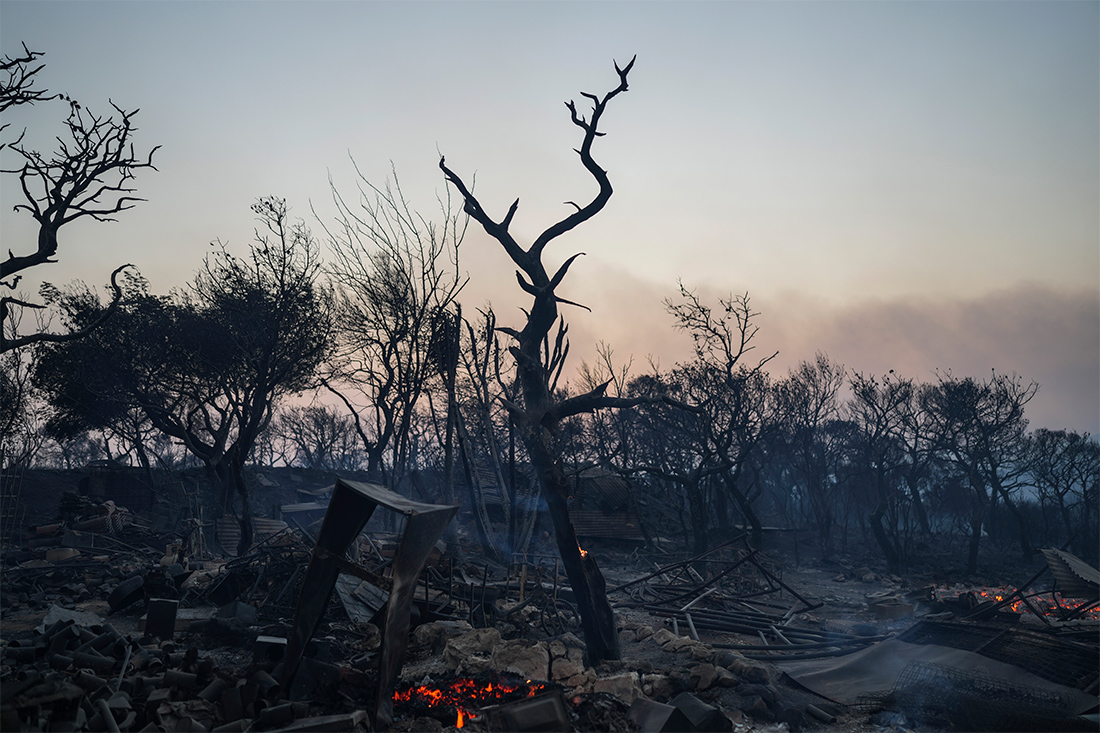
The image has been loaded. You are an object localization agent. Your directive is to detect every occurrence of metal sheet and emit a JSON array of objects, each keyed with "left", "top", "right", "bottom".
[
  {"left": 280, "top": 478, "right": 456, "bottom": 730},
  {"left": 334, "top": 574, "right": 389, "bottom": 624},
  {"left": 779, "top": 638, "right": 1097, "bottom": 715},
  {"left": 1041, "top": 548, "right": 1100, "bottom": 601}
]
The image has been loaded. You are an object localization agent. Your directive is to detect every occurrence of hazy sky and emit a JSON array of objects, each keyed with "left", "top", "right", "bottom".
[{"left": 3, "top": 1, "right": 1098, "bottom": 434}]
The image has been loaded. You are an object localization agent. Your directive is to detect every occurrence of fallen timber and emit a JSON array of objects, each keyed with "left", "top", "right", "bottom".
[
  {"left": 611, "top": 537, "right": 823, "bottom": 613},
  {"left": 645, "top": 604, "right": 887, "bottom": 660}
]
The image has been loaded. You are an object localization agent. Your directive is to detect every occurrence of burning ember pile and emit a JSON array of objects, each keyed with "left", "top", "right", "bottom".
[
  {"left": 393, "top": 672, "right": 554, "bottom": 728},
  {"left": 941, "top": 586, "right": 1100, "bottom": 620}
]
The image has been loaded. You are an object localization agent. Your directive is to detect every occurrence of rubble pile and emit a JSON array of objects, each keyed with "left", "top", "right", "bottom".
[
  {"left": 2, "top": 481, "right": 1097, "bottom": 732},
  {"left": 0, "top": 606, "right": 372, "bottom": 732}
]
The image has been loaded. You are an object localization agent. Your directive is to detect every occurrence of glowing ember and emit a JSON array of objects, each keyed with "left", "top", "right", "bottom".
[
  {"left": 579, "top": 546, "right": 588, "bottom": 558},
  {"left": 393, "top": 675, "right": 552, "bottom": 728},
  {"left": 944, "top": 586, "right": 1100, "bottom": 620}
]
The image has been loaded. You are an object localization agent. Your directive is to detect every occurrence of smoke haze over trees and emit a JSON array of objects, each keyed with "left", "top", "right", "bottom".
[{"left": 4, "top": 48, "right": 1096, "bottom": 615}]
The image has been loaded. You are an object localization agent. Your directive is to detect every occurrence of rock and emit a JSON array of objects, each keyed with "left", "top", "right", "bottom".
[
  {"left": 741, "top": 695, "right": 774, "bottom": 722},
  {"left": 565, "top": 670, "right": 596, "bottom": 688},
  {"left": 712, "top": 650, "right": 742, "bottom": 668},
  {"left": 461, "top": 654, "right": 493, "bottom": 675},
  {"left": 491, "top": 640, "right": 550, "bottom": 681},
  {"left": 688, "top": 663, "right": 719, "bottom": 691},
  {"left": 641, "top": 673, "right": 674, "bottom": 702},
  {"left": 716, "top": 667, "right": 738, "bottom": 688},
  {"left": 661, "top": 636, "right": 695, "bottom": 653},
  {"left": 592, "top": 672, "right": 642, "bottom": 703},
  {"left": 618, "top": 628, "right": 638, "bottom": 643},
  {"left": 728, "top": 658, "right": 772, "bottom": 685},
  {"left": 550, "top": 655, "right": 585, "bottom": 682},
  {"left": 649, "top": 628, "right": 678, "bottom": 647},
  {"left": 689, "top": 644, "right": 713, "bottom": 661},
  {"left": 634, "top": 625, "right": 655, "bottom": 641},
  {"left": 559, "top": 632, "right": 585, "bottom": 654},
  {"left": 855, "top": 567, "right": 877, "bottom": 582},
  {"left": 668, "top": 666, "right": 693, "bottom": 690},
  {"left": 548, "top": 640, "right": 567, "bottom": 658},
  {"left": 413, "top": 620, "right": 472, "bottom": 653},
  {"left": 442, "top": 628, "right": 501, "bottom": 670},
  {"left": 595, "top": 659, "right": 625, "bottom": 674},
  {"left": 737, "top": 683, "right": 778, "bottom": 707}
]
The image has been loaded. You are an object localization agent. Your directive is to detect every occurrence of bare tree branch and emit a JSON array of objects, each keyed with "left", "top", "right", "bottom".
[
  {"left": 1, "top": 263, "right": 132, "bottom": 354},
  {"left": 1, "top": 47, "right": 157, "bottom": 352}
]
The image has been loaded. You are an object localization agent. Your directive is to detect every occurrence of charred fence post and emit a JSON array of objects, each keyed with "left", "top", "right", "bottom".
[{"left": 278, "top": 478, "right": 456, "bottom": 730}]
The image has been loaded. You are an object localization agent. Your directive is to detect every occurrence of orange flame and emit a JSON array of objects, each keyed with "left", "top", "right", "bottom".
[{"left": 579, "top": 546, "right": 588, "bottom": 558}]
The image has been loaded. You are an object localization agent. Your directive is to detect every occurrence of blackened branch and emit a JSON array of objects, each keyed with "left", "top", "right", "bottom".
[
  {"left": 2, "top": 102, "right": 158, "bottom": 284},
  {"left": 438, "top": 156, "right": 529, "bottom": 268},
  {"left": 1, "top": 263, "right": 132, "bottom": 354},
  {"left": 531, "top": 55, "right": 634, "bottom": 258},
  {"left": 549, "top": 252, "right": 585, "bottom": 291}
]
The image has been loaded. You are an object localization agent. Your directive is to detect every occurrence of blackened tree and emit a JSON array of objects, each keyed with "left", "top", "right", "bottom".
[
  {"left": 773, "top": 354, "right": 849, "bottom": 560},
  {"left": 321, "top": 165, "right": 467, "bottom": 490},
  {"left": 662, "top": 286, "right": 777, "bottom": 550},
  {"left": 35, "top": 199, "right": 332, "bottom": 552},
  {"left": 1, "top": 44, "right": 157, "bottom": 353},
  {"left": 921, "top": 371, "right": 1037, "bottom": 574},
  {"left": 846, "top": 371, "right": 914, "bottom": 573},
  {"left": 440, "top": 57, "right": 674, "bottom": 663},
  {"left": 1028, "top": 429, "right": 1099, "bottom": 563},
  {"left": 270, "top": 404, "right": 366, "bottom": 471}
]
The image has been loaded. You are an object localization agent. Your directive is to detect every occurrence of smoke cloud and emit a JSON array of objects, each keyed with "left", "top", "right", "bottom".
[{"left": 548, "top": 267, "right": 1098, "bottom": 436}]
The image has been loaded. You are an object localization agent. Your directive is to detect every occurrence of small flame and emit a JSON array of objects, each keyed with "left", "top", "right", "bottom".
[
  {"left": 579, "top": 546, "right": 588, "bottom": 558},
  {"left": 456, "top": 709, "right": 464, "bottom": 728}
]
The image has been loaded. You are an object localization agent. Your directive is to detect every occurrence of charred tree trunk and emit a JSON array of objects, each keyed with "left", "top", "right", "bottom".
[
  {"left": 904, "top": 474, "right": 933, "bottom": 537},
  {"left": 439, "top": 57, "right": 643, "bottom": 663},
  {"left": 991, "top": 479, "right": 1032, "bottom": 558},
  {"left": 524, "top": 422, "right": 620, "bottom": 663},
  {"left": 455, "top": 409, "right": 505, "bottom": 563},
  {"left": 720, "top": 467, "right": 763, "bottom": 548},
  {"left": 228, "top": 450, "right": 254, "bottom": 556},
  {"left": 966, "top": 515, "right": 983, "bottom": 576},
  {"left": 869, "top": 500, "right": 901, "bottom": 574}
]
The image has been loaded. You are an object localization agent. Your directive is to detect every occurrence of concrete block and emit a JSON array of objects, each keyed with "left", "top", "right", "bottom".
[{"left": 253, "top": 635, "right": 287, "bottom": 665}]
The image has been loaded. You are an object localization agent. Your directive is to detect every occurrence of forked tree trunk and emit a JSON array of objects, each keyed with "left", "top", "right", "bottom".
[{"left": 438, "top": 56, "right": 638, "bottom": 664}]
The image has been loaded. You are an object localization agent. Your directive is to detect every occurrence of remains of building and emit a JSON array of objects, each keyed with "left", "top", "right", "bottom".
[{"left": 1, "top": 468, "right": 1097, "bottom": 732}]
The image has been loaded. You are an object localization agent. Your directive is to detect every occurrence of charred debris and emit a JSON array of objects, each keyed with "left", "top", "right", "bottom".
[{"left": 1, "top": 471, "right": 1097, "bottom": 733}]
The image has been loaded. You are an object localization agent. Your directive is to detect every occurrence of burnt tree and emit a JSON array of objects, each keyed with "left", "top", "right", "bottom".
[
  {"left": 35, "top": 199, "right": 332, "bottom": 553},
  {"left": 440, "top": 57, "right": 651, "bottom": 662},
  {"left": 1, "top": 45, "right": 157, "bottom": 353}
]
